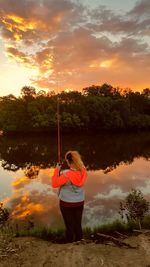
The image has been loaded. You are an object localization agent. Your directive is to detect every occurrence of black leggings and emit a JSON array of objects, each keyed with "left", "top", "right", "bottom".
[{"left": 60, "top": 204, "right": 84, "bottom": 243}]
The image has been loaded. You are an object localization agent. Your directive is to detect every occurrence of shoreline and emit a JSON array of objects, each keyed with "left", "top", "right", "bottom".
[{"left": 2, "top": 216, "right": 150, "bottom": 242}]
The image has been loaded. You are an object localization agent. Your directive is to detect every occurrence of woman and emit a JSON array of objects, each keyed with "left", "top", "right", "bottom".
[{"left": 52, "top": 151, "right": 87, "bottom": 243}]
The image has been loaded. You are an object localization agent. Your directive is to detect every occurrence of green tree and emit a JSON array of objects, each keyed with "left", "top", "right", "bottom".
[
  {"left": 21, "top": 86, "right": 36, "bottom": 100},
  {"left": 0, "top": 84, "right": 150, "bottom": 133},
  {"left": 99, "top": 83, "right": 113, "bottom": 97},
  {"left": 119, "top": 189, "right": 149, "bottom": 229},
  {"left": 142, "top": 88, "right": 150, "bottom": 98},
  {"left": 83, "top": 85, "right": 101, "bottom": 96}
]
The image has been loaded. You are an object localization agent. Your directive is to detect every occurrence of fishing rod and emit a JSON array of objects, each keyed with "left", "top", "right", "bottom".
[
  {"left": 57, "top": 92, "right": 61, "bottom": 164},
  {"left": 54, "top": 49, "right": 61, "bottom": 165}
]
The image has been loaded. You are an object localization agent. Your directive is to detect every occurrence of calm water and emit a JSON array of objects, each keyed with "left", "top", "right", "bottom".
[{"left": 0, "top": 132, "right": 150, "bottom": 228}]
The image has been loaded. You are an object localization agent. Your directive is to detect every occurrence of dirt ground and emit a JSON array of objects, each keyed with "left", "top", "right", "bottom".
[{"left": 0, "top": 233, "right": 150, "bottom": 267}]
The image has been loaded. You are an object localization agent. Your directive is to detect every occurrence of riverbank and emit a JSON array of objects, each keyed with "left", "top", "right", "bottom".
[
  {"left": 8, "top": 216, "right": 150, "bottom": 242},
  {"left": 0, "top": 231, "right": 150, "bottom": 267},
  {"left": 1, "top": 217, "right": 150, "bottom": 266}
]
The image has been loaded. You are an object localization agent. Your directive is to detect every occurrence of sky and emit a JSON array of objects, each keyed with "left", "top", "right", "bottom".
[{"left": 0, "top": 0, "right": 150, "bottom": 97}]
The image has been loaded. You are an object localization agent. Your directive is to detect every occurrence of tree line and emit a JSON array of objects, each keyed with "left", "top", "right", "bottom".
[{"left": 0, "top": 84, "right": 150, "bottom": 133}]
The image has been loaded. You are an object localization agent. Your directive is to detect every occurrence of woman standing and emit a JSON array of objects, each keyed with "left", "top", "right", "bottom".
[{"left": 52, "top": 151, "right": 87, "bottom": 243}]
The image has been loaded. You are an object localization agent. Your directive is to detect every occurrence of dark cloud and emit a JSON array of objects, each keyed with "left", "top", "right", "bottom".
[
  {"left": 87, "top": 2, "right": 150, "bottom": 36},
  {"left": 128, "top": 0, "right": 150, "bottom": 17}
]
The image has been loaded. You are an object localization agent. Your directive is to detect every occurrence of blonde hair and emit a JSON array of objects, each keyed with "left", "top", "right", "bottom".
[{"left": 65, "top": 151, "right": 85, "bottom": 171}]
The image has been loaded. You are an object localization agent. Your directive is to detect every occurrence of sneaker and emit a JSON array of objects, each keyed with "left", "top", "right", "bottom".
[{"left": 73, "top": 239, "right": 86, "bottom": 245}]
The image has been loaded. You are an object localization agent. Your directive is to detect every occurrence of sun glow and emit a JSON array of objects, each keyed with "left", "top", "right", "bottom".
[
  {"left": 7, "top": 15, "right": 24, "bottom": 24},
  {"left": 100, "top": 60, "right": 113, "bottom": 68},
  {"left": 54, "top": 14, "right": 63, "bottom": 23},
  {"left": 89, "top": 59, "right": 114, "bottom": 69},
  {"left": 64, "top": 88, "right": 73, "bottom": 93},
  {"left": 7, "top": 51, "right": 29, "bottom": 64}
]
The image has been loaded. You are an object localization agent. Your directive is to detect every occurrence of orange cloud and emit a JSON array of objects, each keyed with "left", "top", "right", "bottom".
[
  {"left": 1, "top": 13, "right": 56, "bottom": 43},
  {"left": 6, "top": 47, "right": 33, "bottom": 68},
  {"left": 0, "top": 0, "right": 149, "bottom": 92},
  {"left": 33, "top": 48, "right": 54, "bottom": 74},
  {"left": 12, "top": 176, "right": 30, "bottom": 191},
  {"left": 4, "top": 167, "right": 59, "bottom": 224},
  {"left": 11, "top": 193, "right": 46, "bottom": 219}
]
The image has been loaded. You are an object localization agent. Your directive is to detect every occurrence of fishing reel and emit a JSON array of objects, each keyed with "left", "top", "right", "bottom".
[{"left": 56, "top": 160, "right": 66, "bottom": 170}]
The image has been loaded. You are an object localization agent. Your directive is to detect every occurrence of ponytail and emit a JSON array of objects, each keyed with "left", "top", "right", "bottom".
[{"left": 65, "top": 151, "right": 84, "bottom": 171}]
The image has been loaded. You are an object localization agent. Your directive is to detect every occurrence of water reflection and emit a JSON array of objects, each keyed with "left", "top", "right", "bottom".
[
  {"left": 85, "top": 159, "right": 150, "bottom": 226},
  {"left": 0, "top": 132, "right": 149, "bottom": 172},
  {"left": 0, "top": 132, "right": 150, "bottom": 227},
  {"left": 4, "top": 168, "right": 62, "bottom": 228}
]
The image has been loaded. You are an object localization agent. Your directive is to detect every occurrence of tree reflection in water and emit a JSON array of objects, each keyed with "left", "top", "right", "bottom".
[
  {"left": 0, "top": 132, "right": 149, "bottom": 173},
  {"left": 24, "top": 165, "right": 40, "bottom": 179}
]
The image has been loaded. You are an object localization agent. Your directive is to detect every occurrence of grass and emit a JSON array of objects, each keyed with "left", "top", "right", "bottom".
[
  {"left": 1, "top": 215, "right": 150, "bottom": 242},
  {"left": 14, "top": 226, "right": 65, "bottom": 243},
  {"left": 83, "top": 220, "right": 136, "bottom": 238}
]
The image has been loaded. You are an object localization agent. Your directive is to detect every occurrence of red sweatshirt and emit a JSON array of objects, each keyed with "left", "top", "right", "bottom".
[{"left": 51, "top": 168, "right": 87, "bottom": 188}]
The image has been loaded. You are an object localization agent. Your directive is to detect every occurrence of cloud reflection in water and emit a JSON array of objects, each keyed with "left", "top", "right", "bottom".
[{"left": 2, "top": 157, "right": 150, "bottom": 228}]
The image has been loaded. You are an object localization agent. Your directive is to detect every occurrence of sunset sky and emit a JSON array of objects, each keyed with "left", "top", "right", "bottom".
[{"left": 0, "top": 0, "right": 150, "bottom": 97}]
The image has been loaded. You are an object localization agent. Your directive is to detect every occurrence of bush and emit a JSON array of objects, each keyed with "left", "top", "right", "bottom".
[
  {"left": 119, "top": 189, "right": 149, "bottom": 229},
  {"left": 0, "top": 203, "right": 9, "bottom": 228}
]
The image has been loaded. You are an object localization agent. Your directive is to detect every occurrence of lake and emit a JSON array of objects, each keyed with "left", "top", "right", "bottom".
[{"left": 0, "top": 132, "right": 150, "bottom": 229}]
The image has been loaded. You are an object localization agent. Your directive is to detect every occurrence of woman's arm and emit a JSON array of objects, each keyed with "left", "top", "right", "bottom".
[{"left": 51, "top": 168, "right": 69, "bottom": 188}]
